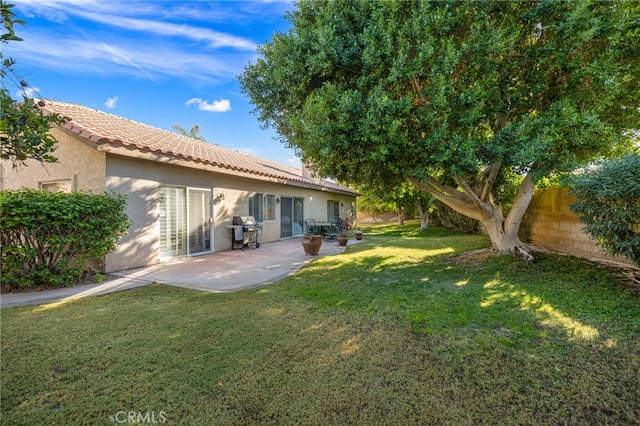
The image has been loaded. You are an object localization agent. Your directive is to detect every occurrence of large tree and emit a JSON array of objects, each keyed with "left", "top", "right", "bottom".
[{"left": 239, "top": 0, "right": 639, "bottom": 257}]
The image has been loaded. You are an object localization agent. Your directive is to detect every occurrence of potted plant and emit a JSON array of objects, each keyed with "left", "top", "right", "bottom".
[
  {"left": 337, "top": 233, "right": 348, "bottom": 246},
  {"left": 354, "top": 230, "right": 363, "bottom": 240},
  {"left": 302, "top": 234, "right": 322, "bottom": 255}
]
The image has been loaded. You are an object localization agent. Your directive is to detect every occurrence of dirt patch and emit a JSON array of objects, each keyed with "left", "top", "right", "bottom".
[{"left": 445, "top": 248, "right": 499, "bottom": 267}]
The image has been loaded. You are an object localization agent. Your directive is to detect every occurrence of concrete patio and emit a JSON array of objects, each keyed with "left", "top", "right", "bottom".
[{"left": 0, "top": 237, "right": 361, "bottom": 308}]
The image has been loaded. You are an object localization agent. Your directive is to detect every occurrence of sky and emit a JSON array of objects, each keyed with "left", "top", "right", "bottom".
[{"left": 4, "top": 0, "right": 300, "bottom": 166}]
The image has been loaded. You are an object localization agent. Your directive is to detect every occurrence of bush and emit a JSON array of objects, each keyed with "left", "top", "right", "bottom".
[
  {"left": 569, "top": 153, "right": 640, "bottom": 267},
  {"left": 0, "top": 189, "right": 130, "bottom": 290}
]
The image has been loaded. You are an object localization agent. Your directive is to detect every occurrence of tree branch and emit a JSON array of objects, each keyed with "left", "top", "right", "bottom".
[
  {"left": 454, "top": 176, "right": 485, "bottom": 213},
  {"left": 407, "top": 176, "right": 483, "bottom": 220},
  {"left": 479, "top": 161, "right": 502, "bottom": 203},
  {"left": 504, "top": 168, "right": 535, "bottom": 235},
  {"left": 411, "top": 76, "right": 429, "bottom": 107}
]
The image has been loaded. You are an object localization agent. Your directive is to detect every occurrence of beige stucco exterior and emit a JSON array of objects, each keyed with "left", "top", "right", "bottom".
[
  {"left": 1, "top": 127, "right": 358, "bottom": 273},
  {"left": 1, "top": 127, "right": 106, "bottom": 193}
]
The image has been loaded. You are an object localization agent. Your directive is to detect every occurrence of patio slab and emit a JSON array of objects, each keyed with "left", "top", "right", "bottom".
[{"left": 0, "top": 237, "right": 360, "bottom": 308}]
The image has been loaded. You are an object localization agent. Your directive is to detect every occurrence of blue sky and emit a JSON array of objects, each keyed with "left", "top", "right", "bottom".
[{"left": 5, "top": 0, "right": 299, "bottom": 166}]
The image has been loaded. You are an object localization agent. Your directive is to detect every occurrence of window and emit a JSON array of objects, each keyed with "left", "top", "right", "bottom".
[
  {"left": 248, "top": 193, "right": 263, "bottom": 222},
  {"left": 248, "top": 193, "right": 276, "bottom": 222},
  {"left": 159, "top": 187, "right": 187, "bottom": 258},
  {"left": 264, "top": 194, "right": 276, "bottom": 221},
  {"left": 39, "top": 179, "right": 72, "bottom": 192}
]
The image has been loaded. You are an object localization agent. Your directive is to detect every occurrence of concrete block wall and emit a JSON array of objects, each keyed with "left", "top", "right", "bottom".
[{"left": 519, "top": 187, "right": 632, "bottom": 266}]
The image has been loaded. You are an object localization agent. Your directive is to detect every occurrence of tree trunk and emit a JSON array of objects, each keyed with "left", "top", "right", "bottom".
[
  {"left": 480, "top": 211, "right": 522, "bottom": 251},
  {"left": 479, "top": 210, "right": 534, "bottom": 261},
  {"left": 417, "top": 202, "right": 429, "bottom": 231},
  {"left": 407, "top": 168, "right": 535, "bottom": 260},
  {"left": 397, "top": 207, "right": 406, "bottom": 225}
]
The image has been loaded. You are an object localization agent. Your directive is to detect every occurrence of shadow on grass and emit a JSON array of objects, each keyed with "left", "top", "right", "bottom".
[
  {"left": 281, "top": 228, "right": 639, "bottom": 348},
  {"left": 258, "top": 227, "right": 640, "bottom": 423}
]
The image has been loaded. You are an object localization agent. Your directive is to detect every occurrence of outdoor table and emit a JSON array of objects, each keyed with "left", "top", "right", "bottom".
[{"left": 311, "top": 222, "right": 333, "bottom": 238}]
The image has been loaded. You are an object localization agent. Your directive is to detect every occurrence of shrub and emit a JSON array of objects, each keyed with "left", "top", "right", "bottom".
[
  {"left": 0, "top": 189, "right": 130, "bottom": 290},
  {"left": 569, "top": 153, "right": 640, "bottom": 267}
]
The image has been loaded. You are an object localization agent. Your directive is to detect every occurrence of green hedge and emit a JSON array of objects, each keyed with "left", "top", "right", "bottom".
[
  {"left": 1, "top": 189, "right": 130, "bottom": 290},
  {"left": 570, "top": 153, "right": 640, "bottom": 267}
]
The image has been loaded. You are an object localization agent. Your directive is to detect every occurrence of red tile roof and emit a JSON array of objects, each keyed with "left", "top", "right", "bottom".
[{"left": 37, "top": 99, "right": 358, "bottom": 196}]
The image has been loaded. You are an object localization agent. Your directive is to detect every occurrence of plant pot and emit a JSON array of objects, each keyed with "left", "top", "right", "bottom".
[
  {"left": 302, "top": 235, "right": 322, "bottom": 255},
  {"left": 337, "top": 234, "right": 348, "bottom": 246},
  {"left": 354, "top": 230, "right": 363, "bottom": 240}
]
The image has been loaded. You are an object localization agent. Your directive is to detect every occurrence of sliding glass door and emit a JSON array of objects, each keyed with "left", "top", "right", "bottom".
[
  {"left": 280, "top": 196, "right": 304, "bottom": 238},
  {"left": 187, "top": 188, "right": 211, "bottom": 254},
  {"left": 159, "top": 186, "right": 211, "bottom": 258}
]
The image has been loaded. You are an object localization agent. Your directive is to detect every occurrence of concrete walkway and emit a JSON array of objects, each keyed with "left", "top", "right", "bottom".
[{"left": 0, "top": 237, "right": 360, "bottom": 308}]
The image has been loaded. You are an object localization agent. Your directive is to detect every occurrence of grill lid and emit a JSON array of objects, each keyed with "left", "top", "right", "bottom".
[{"left": 233, "top": 216, "right": 257, "bottom": 226}]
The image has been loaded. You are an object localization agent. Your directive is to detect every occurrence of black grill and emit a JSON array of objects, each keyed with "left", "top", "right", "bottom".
[{"left": 230, "top": 216, "right": 262, "bottom": 250}]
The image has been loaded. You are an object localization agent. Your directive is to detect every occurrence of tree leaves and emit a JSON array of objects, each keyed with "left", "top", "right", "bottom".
[
  {"left": 570, "top": 153, "right": 640, "bottom": 266},
  {"left": 0, "top": 189, "right": 131, "bottom": 289},
  {"left": 239, "top": 0, "right": 639, "bottom": 251},
  {"left": 240, "top": 0, "right": 638, "bottom": 185},
  {"left": 1, "top": 2, "right": 68, "bottom": 167}
]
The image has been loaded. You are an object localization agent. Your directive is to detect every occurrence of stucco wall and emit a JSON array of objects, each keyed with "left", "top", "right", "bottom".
[
  {"left": 0, "top": 127, "right": 106, "bottom": 192},
  {"left": 210, "top": 174, "right": 355, "bottom": 251},
  {"left": 2, "top": 131, "right": 356, "bottom": 273},
  {"left": 104, "top": 155, "right": 166, "bottom": 272},
  {"left": 104, "top": 155, "right": 356, "bottom": 272},
  {"left": 519, "top": 187, "right": 632, "bottom": 266}
]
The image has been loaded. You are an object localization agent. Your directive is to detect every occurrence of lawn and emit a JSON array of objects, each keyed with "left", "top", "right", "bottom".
[{"left": 1, "top": 223, "right": 639, "bottom": 425}]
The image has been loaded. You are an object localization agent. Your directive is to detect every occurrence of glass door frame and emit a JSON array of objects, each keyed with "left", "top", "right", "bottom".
[
  {"left": 280, "top": 196, "right": 305, "bottom": 238},
  {"left": 186, "top": 187, "right": 213, "bottom": 256},
  {"left": 159, "top": 186, "right": 213, "bottom": 260}
]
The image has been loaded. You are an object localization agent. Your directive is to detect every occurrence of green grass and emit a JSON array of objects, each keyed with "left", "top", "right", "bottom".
[{"left": 2, "top": 223, "right": 639, "bottom": 425}]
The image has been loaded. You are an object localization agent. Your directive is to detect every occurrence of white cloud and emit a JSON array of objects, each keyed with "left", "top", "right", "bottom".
[
  {"left": 185, "top": 98, "right": 203, "bottom": 107},
  {"left": 16, "top": 1, "right": 256, "bottom": 51},
  {"left": 186, "top": 98, "right": 231, "bottom": 113},
  {"left": 2, "top": 33, "right": 240, "bottom": 83},
  {"left": 8, "top": 1, "right": 294, "bottom": 87},
  {"left": 284, "top": 156, "right": 301, "bottom": 167},
  {"left": 101, "top": 43, "right": 153, "bottom": 80},
  {"left": 104, "top": 96, "right": 118, "bottom": 109},
  {"left": 14, "top": 86, "right": 40, "bottom": 99}
]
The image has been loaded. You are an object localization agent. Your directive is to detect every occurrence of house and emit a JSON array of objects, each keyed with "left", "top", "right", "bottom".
[{"left": 0, "top": 100, "right": 359, "bottom": 273}]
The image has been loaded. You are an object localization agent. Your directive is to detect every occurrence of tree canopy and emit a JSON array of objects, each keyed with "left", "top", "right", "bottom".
[{"left": 239, "top": 0, "right": 639, "bottom": 255}]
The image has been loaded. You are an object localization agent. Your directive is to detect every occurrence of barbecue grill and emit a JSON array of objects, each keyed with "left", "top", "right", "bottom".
[{"left": 230, "top": 216, "right": 262, "bottom": 250}]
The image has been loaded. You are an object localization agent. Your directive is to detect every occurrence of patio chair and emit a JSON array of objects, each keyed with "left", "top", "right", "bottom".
[
  {"left": 333, "top": 217, "right": 348, "bottom": 232},
  {"left": 304, "top": 218, "right": 316, "bottom": 235}
]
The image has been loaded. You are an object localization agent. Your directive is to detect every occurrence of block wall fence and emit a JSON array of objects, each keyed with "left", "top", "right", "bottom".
[{"left": 519, "top": 186, "right": 632, "bottom": 266}]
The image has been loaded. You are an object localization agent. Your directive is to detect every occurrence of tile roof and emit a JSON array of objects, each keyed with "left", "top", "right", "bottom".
[{"left": 37, "top": 99, "right": 358, "bottom": 196}]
